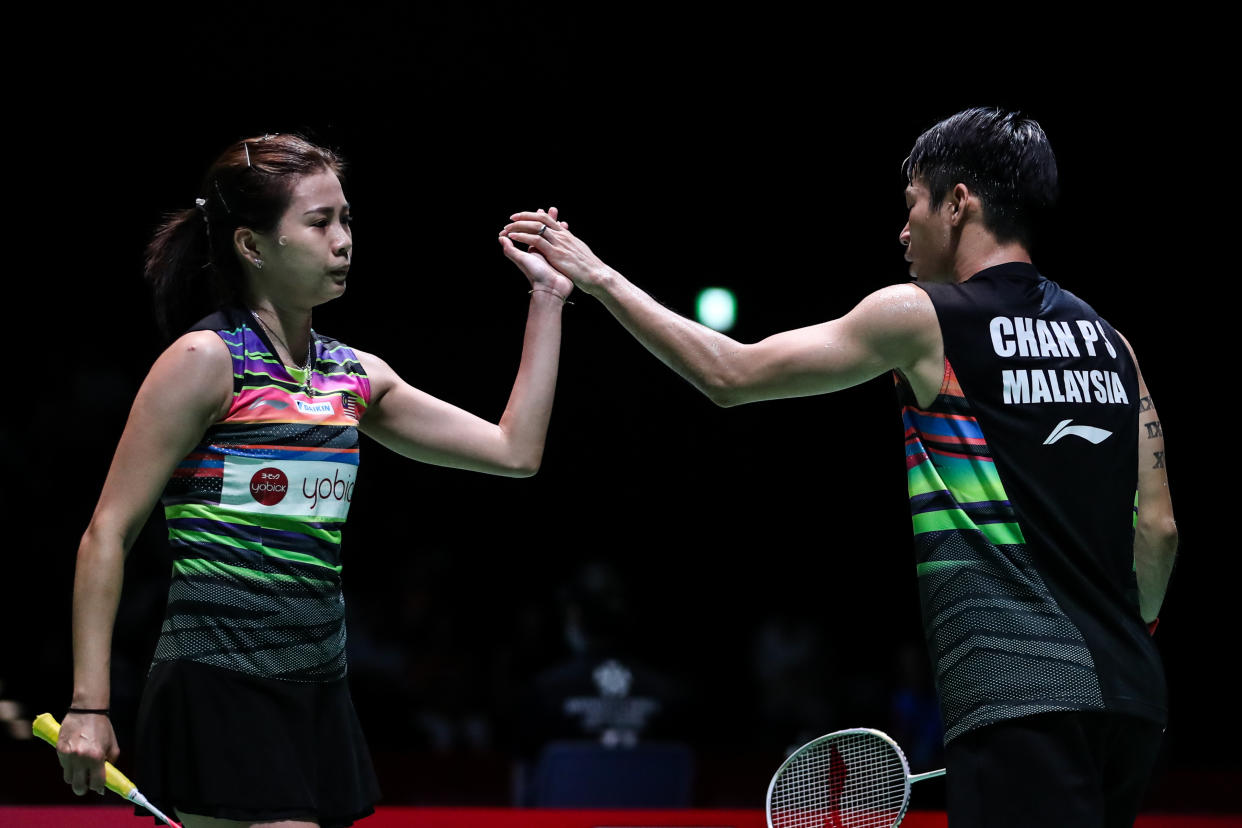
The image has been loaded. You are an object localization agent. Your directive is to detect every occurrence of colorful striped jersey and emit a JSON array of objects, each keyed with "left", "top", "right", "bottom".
[
  {"left": 896, "top": 263, "right": 1165, "bottom": 743},
  {"left": 154, "top": 308, "right": 371, "bottom": 682}
]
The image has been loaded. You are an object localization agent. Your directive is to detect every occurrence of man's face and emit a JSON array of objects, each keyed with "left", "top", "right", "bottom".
[{"left": 899, "top": 178, "right": 954, "bottom": 282}]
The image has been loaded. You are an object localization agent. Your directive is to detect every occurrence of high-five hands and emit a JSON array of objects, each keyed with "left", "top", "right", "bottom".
[
  {"left": 502, "top": 209, "right": 613, "bottom": 297},
  {"left": 498, "top": 206, "right": 575, "bottom": 303}
]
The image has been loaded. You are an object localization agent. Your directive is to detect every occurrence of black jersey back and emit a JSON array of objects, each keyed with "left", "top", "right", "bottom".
[{"left": 896, "top": 262, "right": 1166, "bottom": 742}]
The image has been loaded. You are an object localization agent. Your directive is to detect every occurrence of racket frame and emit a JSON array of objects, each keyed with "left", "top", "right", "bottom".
[{"left": 765, "top": 726, "right": 944, "bottom": 828}]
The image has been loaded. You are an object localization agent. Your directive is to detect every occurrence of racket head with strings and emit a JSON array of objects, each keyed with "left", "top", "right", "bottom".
[{"left": 766, "top": 727, "right": 914, "bottom": 828}]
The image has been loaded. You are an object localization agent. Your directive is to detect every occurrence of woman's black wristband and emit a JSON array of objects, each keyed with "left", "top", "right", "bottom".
[{"left": 66, "top": 707, "right": 110, "bottom": 716}]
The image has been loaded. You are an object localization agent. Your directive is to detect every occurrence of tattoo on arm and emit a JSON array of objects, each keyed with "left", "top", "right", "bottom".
[
  {"left": 1153, "top": 450, "right": 1165, "bottom": 469},
  {"left": 1139, "top": 395, "right": 1153, "bottom": 412},
  {"left": 1144, "top": 421, "right": 1163, "bottom": 439}
]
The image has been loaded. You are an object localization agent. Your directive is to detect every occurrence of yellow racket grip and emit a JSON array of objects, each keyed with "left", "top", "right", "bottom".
[{"left": 33, "top": 712, "right": 138, "bottom": 798}]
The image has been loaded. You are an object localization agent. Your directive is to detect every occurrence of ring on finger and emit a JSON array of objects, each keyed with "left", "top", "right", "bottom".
[{"left": 538, "top": 225, "right": 549, "bottom": 237}]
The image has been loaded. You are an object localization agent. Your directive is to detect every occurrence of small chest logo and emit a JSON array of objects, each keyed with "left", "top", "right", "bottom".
[
  {"left": 248, "top": 398, "right": 289, "bottom": 411},
  {"left": 296, "top": 400, "right": 334, "bottom": 415},
  {"left": 1043, "top": 419, "right": 1114, "bottom": 445},
  {"left": 249, "top": 467, "right": 289, "bottom": 505}
]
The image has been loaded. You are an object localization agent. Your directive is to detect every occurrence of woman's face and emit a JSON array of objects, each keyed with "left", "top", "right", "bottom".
[{"left": 252, "top": 169, "right": 352, "bottom": 309}]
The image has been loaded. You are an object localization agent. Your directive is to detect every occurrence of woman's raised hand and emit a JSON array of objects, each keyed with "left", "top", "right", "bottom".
[{"left": 498, "top": 206, "right": 574, "bottom": 302}]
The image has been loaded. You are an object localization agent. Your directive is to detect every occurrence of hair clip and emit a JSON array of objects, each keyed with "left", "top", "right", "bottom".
[
  {"left": 244, "top": 142, "right": 252, "bottom": 168},
  {"left": 213, "top": 180, "right": 232, "bottom": 214}
]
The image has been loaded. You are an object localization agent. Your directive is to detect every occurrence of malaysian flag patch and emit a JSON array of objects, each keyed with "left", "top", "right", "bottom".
[{"left": 341, "top": 394, "right": 360, "bottom": 421}]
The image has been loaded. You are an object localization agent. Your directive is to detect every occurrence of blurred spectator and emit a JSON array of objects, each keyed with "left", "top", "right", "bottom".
[
  {"left": 888, "top": 639, "right": 943, "bottom": 772},
  {"left": 752, "top": 610, "right": 836, "bottom": 752},
  {"left": 512, "top": 559, "right": 693, "bottom": 803},
  {"left": 347, "top": 549, "right": 493, "bottom": 752}
]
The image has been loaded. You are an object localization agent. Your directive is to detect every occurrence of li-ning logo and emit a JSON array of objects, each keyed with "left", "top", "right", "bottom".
[
  {"left": 1043, "top": 419, "right": 1113, "bottom": 445},
  {"left": 248, "top": 399, "right": 289, "bottom": 411},
  {"left": 296, "top": 400, "right": 333, "bottom": 415},
  {"left": 249, "top": 467, "right": 289, "bottom": 505}
]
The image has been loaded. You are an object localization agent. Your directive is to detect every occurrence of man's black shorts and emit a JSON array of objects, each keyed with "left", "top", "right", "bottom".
[{"left": 944, "top": 711, "right": 1164, "bottom": 828}]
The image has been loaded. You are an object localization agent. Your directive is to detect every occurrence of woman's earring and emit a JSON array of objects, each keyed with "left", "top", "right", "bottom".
[{"left": 255, "top": 258, "right": 264, "bottom": 270}]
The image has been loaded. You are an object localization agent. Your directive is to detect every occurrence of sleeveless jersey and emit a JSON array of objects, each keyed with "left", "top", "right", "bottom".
[
  {"left": 153, "top": 308, "right": 371, "bottom": 682},
  {"left": 896, "top": 262, "right": 1166, "bottom": 743}
]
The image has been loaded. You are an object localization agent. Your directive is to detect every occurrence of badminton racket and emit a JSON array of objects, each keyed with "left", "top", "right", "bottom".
[
  {"left": 766, "top": 727, "right": 944, "bottom": 828},
  {"left": 33, "top": 712, "right": 182, "bottom": 828}
]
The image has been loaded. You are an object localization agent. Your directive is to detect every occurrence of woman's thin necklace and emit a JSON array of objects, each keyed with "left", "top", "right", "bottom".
[{"left": 250, "top": 309, "right": 314, "bottom": 395}]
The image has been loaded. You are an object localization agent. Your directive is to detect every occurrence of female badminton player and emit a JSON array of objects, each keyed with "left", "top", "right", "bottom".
[{"left": 55, "top": 133, "right": 572, "bottom": 827}]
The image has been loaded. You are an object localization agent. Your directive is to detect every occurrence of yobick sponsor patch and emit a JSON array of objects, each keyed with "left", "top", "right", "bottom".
[{"left": 221, "top": 455, "right": 357, "bottom": 519}]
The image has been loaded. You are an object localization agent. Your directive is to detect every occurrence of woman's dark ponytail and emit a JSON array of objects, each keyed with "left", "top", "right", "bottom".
[{"left": 143, "top": 203, "right": 242, "bottom": 340}]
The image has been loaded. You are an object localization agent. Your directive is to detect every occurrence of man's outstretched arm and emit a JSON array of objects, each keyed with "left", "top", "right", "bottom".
[{"left": 502, "top": 212, "right": 944, "bottom": 407}]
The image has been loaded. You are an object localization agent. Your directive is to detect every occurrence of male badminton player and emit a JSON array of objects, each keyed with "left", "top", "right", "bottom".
[{"left": 501, "top": 108, "right": 1177, "bottom": 828}]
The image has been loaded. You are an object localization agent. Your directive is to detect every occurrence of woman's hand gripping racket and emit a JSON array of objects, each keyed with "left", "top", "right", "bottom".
[
  {"left": 766, "top": 728, "right": 945, "bottom": 828},
  {"left": 33, "top": 713, "right": 182, "bottom": 828}
]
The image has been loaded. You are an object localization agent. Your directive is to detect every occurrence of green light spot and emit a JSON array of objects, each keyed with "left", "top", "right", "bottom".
[{"left": 696, "top": 287, "right": 736, "bottom": 331}]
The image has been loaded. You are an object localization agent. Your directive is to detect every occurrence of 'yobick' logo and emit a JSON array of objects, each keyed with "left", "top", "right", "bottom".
[
  {"left": 250, "top": 467, "right": 289, "bottom": 505},
  {"left": 305, "top": 468, "right": 356, "bottom": 509}
]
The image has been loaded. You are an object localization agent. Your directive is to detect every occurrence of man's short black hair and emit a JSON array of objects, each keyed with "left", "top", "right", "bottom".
[{"left": 904, "top": 107, "right": 1058, "bottom": 249}]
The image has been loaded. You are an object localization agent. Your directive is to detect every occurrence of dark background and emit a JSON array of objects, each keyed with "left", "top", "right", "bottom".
[{"left": 1, "top": 9, "right": 1232, "bottom": 813}]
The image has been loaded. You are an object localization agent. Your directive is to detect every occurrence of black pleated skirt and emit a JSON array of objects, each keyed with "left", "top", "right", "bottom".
[{"left": 134, "top": 659, "right": 381, "bottom": 827}]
